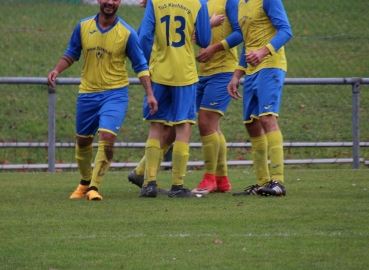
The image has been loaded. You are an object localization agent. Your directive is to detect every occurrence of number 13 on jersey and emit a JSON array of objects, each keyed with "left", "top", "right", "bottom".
[{"left": 160, "top": 15, "right": 186, "bottom": 47}]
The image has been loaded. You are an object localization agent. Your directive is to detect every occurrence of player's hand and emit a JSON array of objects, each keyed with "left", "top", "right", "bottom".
[
  {"left": 139, "top": 0, "right": 147, "bottom": 8},
  {"left": 47, "top": 70, "right": 59, "bottom": 87},
  {"left": 245, "top": 47, "right": 270, "bottom": 66},
  {"left": 227, "top": 76, "right": 242, "bottom": 100},
  {"left": 147, "top": 94, "right": 158, "bottom": 115},
  {"left": 196, "top": 45, "right": 216, "bottom": 63},
  {"left": 210, "top": 12, "right": 225, "bottom": 28}
]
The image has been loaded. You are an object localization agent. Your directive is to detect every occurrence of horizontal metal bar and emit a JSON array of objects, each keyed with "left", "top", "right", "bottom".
[
  {"left": 1, "top": 142, "right": 369, "bottom": 148},
  {"left": 0, "top": 77, "right": 369, "bottom": 85},
  {"left": 0, "top": 158, "right": 365, "bottom": 170}
]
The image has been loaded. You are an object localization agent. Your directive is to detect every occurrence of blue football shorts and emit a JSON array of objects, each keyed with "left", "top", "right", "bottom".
[
  {"left": 196, "top": 72, "right": 233, "bottom": 115},
  {"left": 76, "top": 87, "right": 129, "bottom": 137},
  {"left": 143, "top": 82, "right": 197, "bottom": 125},
  {"left": 242, "top": 68, "right": 286, "bottom": 123}
]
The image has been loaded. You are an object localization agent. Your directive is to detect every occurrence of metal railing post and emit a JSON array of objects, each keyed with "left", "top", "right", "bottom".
[
  {"left": 48, "top": 84, "right": 56, "bottom": 172},
  {"left": 351, "top": 78, "right": 361, "bottom": 169}
]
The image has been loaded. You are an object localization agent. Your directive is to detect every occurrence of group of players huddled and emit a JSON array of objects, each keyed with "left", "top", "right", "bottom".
[{"left": 47, "top": 0, "right": 292, "bottom": 200}]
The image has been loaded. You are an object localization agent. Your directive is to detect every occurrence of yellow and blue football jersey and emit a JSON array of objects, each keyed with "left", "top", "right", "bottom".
[
  {"left": 65, "top": 13, "right": 149, "bottom": 93},
  {"left": 198, "top": 0, "right": 243, "bottom": 76},
  {"left": 139, "top": 0, "right": 212, "bottom": 86},
  {"left": 237, "top": 0, "right": 292, "bottom": 75}
]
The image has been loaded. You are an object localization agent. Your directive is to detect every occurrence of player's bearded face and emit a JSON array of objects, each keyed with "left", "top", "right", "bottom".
[{"left": 99, "top": 0, "right": 120, "bottom": 16}]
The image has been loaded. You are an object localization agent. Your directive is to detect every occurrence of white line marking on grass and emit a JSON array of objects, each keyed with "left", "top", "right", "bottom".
[{"left": 16, "top": 231, "right": 369, "bottom": 240}]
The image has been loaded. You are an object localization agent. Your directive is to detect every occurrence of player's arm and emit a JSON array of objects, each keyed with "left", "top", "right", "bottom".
[
  {"left": 195, "top": 43, "right": 223, "bottom": 63},
  {"left": 138, "top": 0, "right": 155, "bottom": 64},
  {"left": 245, "top": 47, "right": 270, "bottom": 66},
  {"left": 223, "top": 0, "right": 244, "bottom": 49},
  {"left": 196, "top": 0, "right": 243, "bottom": 63},
  {"left": 210, "top": 12, "right": 225, "bottom": 28},
  {"left": 139, "top": 0, "right": 147, "bottom": 7},
  {"left": 194, "top": 0, "right": 212, "bottom": 48},
  {"left": 138, "top": 75, "right": 158, "bottom": 115},
  {"left": 238, "top": 45, "right": 248, "bottom": 69},
  {"left": 192, "top": 12, "right": 225, "bottom": 43},
  {"left": 246, "top": 0, "right": 292, "bottom": 66},
  {"left": 47, "top": 23, "right": 81, "bottom": 87},
  {"left": 264, "top": 0, "right": 292, "bottom": 54},
  {"left": 126, "top": 28, "right": 158, "bottom": 115},
  {"left": 126, "top": 28, "right": 152, "bottom": 77},
  {"left": 47, "top": 55, "right": 75, "bottom": 87},
  {"left": 228, "top": 46, "right": 247, "bottom": 100},
  {"left": 227, "top": 69, "right": 244, "bottom": 100}
]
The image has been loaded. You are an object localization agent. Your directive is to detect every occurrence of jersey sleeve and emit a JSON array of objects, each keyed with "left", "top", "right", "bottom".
[
  {"left": 64, "top": 22, "right": 82, "bottom": 61},
  {"left": 223, "top": 0, "right": 243, "bottom": 50},
  {"left": 263, "top": 0, "right": 292, "bottom": 54},
  {"left": 138, "top": 0, "right": 156, "bottom": 64},
  {"left": 126, "top": 27, "right": 150, "bottom": 77},
  {"left": 194, "top": 0, "right": 212, "bottom": 48},
  {"left": 237, "top": 45, "right": 247, "bottom": 70}
]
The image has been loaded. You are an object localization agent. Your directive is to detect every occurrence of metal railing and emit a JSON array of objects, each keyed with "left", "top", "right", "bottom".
[{"left": 1, "top": 77, "right": 368, "bottom": 171}]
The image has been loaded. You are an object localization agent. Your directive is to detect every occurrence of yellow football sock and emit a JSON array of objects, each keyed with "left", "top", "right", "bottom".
[
  {"left": 90, "top": 141, "right": 114, "bottom": 188},
  {"left": 144, "top": 139, "right": 160, "bottom": 185},
  {"left": 135, "top": 143, "right": 171, "bottom": 176},
  {"left": 266, "top": 130, "right": 284, "bottom": 184},
  {"left": 171, "top": 141, "right": 189, "bottom": 186},
  {"left": 75, "top": 143, "right": 93, "bottom": 181},
  {"left": 135, "top": 156, "right": 146, "bottom": 175},
  {"left": 216, "top": 133, "right": 228, "bottom": 177},
  {"left": 162, "top": 143, "right": 172, "bottom": 156},
  {"left": 201, "top": 132, "right": 219, "bottom": 175},
  {"left": 250, "top": 135, "right": 270, "bottom": 187},
  {"left": 157, "top": 149, "right": 164, "bottom": 170}
]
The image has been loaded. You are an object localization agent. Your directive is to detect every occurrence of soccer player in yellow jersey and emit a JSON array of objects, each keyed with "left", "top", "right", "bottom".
[
  {"left": 190, "top": 0, "right": 243, "bottom": 195},
  {"left": 228, "top": 0, "right": 292, "bottom": 196},
  {"left": 47, "top": 0, "right": 157, "bottom": 200},
  {"left": 138, "top": 0, "right": 212, "bottom": 197},
  {"left": 127, "top": 6, "right": 228, "bottom": 194}
]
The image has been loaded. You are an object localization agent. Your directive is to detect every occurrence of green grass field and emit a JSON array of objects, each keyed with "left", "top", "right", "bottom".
[{"left": 1, "top": 169, "right": 369, "bottom": 269}]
